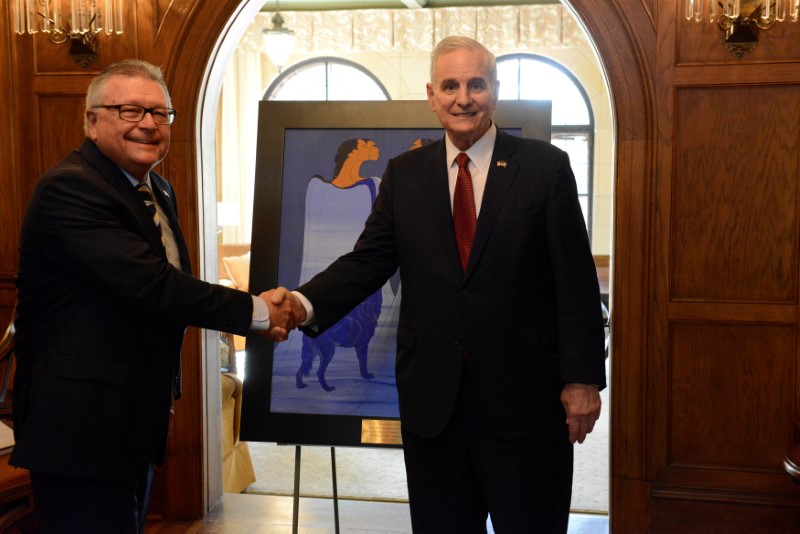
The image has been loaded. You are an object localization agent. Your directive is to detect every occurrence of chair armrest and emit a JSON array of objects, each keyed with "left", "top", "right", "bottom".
[{"left": 221, "top": 373, "right": 244, "bottom": 447}]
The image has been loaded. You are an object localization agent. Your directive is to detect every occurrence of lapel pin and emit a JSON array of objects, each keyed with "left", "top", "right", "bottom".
[{"left": 496, "top": 160, "right": 507, "bottom": 168}]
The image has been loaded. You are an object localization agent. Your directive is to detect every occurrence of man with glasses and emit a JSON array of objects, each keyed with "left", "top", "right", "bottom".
[{"left": 11, "top": 59, "right": 293, "bottom": 533}]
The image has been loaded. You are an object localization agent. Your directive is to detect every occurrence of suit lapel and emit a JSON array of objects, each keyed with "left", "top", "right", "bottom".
[
  {"left": 80, "top": 139, "right": 164, "bottom": 250},
  {"left": 464, "top": 131, "right": 519, "bottom": 278},
  {"left": 424, "top": 142, "right": 464, "bottom": 279}
]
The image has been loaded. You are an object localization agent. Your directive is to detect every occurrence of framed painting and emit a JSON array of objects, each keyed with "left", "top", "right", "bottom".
[{"left": 241, "top": 100, "right": 551, "bottom": 447}]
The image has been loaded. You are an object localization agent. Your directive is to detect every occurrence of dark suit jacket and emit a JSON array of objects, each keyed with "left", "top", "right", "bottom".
[
  {"left": 11, "top": 138, "right": 253, "bottom": 482},
  {"left": 298, "top": 130, "right": 606, "bottom": 439}
]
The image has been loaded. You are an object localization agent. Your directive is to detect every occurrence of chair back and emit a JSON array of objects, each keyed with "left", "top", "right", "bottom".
[
  {"left": 0, "top": 302, "right": 37, "bottom": 532},
  {"left": 0, "top": 304, "right": 16, "bottom": 417}
]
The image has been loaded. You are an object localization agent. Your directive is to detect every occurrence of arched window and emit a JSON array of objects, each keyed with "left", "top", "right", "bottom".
[
  {"left": 264, "top": 57, "right": 390, "bottom": 101},
  {"left": 497, "top": 54, "right": 595, "bottom": 239}
]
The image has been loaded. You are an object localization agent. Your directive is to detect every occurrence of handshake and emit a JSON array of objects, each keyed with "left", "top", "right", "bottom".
[{"left": 257, "top": 287, "right": 308, "bottom": 342}]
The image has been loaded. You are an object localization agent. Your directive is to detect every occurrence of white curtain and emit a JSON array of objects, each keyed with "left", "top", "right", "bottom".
[
  {"left": 219, "top": 51, "right": 263, "bottom": 244},
  {"left": 247, "top": 5, "right": 589, "bottom": 53}
]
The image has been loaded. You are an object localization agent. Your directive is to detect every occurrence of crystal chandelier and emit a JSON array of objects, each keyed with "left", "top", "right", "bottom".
[
  {"left": 684, "top": 0, "right": 799, "bottom": 57},
  {"left": 14, "top": 0, "right": 124, "bottom": 67}
]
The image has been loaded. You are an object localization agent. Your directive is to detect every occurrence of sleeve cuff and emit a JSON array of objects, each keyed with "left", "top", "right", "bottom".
[
  {"left": 250, "top": 295, "right": 270, "bottom": 331},
  {"left": 292, "top": 290, "right": 315, "bottom": 327}
]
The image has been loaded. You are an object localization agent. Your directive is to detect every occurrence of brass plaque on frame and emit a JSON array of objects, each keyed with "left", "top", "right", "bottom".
[{"left": 361, "top": 419, "right": 403, "bottom": 445}]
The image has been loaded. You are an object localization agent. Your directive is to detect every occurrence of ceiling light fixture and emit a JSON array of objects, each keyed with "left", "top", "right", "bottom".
[{"left": 262, "top": 0, "right": 295, "bottom": 72}]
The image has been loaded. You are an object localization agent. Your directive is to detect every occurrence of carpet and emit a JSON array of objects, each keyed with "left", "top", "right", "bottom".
[{"left": 243, "top": 377, "right": 609, "bottom": 513}]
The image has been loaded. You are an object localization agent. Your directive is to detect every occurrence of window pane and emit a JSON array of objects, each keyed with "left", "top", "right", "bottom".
[
  {"left": 573, "top": 163, "right": 589, "bottom": 196},
  {"left": 497, "top": 57, "right": 590, "bottom": 126},
  {"left": 552, "top": 132, "right": 590, "bottom": 195},
  {"left": 267, "top": 60, "right": 387, "bottom": 102},
  {"left": 495, "top": 55, "right": 594, "bottom": 240},
  {"left": 516, "top": 59, "right": 589, "bottom": 126},
  {"left": 496, "top": 60, "right": 520, "bottom": 100},
  {"left": 269, "top": 65, "right": 327, "bottom": 100},
  {"left": 497, "top": 55, "right": 593, "bottom": 238},
  {"left": 551, "top": 132, "right": 589, "bottom": 195},
  {"left": 326, "top": 63, "right": 388, "bottom": 100},
  {"left": 579, "top": 195, "right": 589, "bottom": 227}
]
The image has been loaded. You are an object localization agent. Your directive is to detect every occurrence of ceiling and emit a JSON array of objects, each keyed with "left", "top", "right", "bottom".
[{"left": 261, "top": 0, "right": 560, "bottom": 12}]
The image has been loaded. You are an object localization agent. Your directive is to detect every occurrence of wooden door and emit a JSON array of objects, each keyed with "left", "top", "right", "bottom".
[
  {"left": 646, "top": 2, "right": 800, "bottom": 530},
  {"left": 569, "top": 0, "right": 800, "bottom": 530}
]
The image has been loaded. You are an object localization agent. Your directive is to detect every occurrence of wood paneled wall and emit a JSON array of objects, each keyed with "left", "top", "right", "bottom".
[
  {"left": 2, "top": 0, "right": 800, "bottom": 528},
  {"left": 0, "top": 0, "right": 234, "bottom": 521},
  {"left": 0, "top": 5, "right": 20, "bottom": 331},
  {"left": 647, "top": 1, "right": 800, "bottom": 531}
]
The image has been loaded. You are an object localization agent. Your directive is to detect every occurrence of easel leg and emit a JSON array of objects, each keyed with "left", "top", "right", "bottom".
[
  {"left": 291, "top": 445, "right": 341, "bottom": 533},
  {"left": 331, "top": 446, "right": 340, "bottom": 534},
  {"left": 292, "top": 445, "right": 301, "bottom": 534}
]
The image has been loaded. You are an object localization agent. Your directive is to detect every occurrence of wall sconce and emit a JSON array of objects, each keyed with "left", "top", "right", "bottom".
[
  {"left": 262, "top": 0, "right": 295, "bottom": 71},
  {"left": 684, "top": 0, "right": 799, "bottom": 57},
  {"left": 13, "top": 0, "right": 124, "bottom": 68}
]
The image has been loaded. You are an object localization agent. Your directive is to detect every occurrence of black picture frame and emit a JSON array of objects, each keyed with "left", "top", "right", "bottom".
[{"left": 241, "top": 100, "right": 552, "bottom": 447}]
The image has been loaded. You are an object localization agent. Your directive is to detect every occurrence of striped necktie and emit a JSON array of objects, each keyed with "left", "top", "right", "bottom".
[{"left": 136, "top": 182, "right": 163, "bottom": 240}]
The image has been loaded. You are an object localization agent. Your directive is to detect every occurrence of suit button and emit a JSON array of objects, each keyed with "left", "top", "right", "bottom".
[
  {"left": 454, "top": 336, "right": 463, "bottom": 346},
  {"left": 461, "top": 290, "right": 469, "bottom": 297}
]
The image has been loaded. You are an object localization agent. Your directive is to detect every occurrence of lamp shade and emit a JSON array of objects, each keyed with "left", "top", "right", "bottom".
[
  {"left": 262, "top": 10, "right": 294, "bottom": 70},
  {"left": 263, "top": 30, "right": 295, "bottom": 69},
  {"left": 216, "top": 202, "right": 240, "bottom": 227}
]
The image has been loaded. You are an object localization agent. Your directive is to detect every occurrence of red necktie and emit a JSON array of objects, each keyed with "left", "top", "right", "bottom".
[{"left": 453, "top": 152, "right": 477, "bottom": 272}]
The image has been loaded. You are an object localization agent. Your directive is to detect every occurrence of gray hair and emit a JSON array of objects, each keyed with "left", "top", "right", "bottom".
[
  {"left": 429, "top": 36, "right": 497, "bottom": 87},
  {"left": 84, "top": 59, "right": 171, "bottom": 134}
]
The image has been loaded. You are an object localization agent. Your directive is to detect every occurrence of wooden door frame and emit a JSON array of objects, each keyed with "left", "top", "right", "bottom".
[
  {"left": 160, "top": 0, "right": 655, "bottom": 526},
  {"left": 559, "top": 1, "right": 656, "bottom": 530}
]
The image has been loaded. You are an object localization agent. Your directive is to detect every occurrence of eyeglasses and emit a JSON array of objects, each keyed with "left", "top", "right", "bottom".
[{"left": 92, "top": 104, "right": 177, "bottom": 125}]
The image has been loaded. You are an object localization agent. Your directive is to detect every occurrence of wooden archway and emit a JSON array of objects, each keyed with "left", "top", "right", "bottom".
[{"left": 158, "top": 0, "right": 654, "bottom": 527}]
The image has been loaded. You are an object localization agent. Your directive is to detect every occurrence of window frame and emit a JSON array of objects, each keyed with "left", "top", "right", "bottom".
[
  {"left": 496, "top": 53, "right": 595, "bottom": 241},
  {"left": 263, "top": 56, "right": 391, "bottom": 101}
]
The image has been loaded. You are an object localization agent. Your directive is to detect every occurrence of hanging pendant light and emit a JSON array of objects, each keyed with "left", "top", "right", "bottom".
[{"left": 262, "top": 0, "right": 295, "bottom": 72}]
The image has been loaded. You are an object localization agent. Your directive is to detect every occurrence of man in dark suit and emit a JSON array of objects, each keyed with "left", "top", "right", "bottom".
[
  {"left": 276, "top": 36, "right": 606, "bottom": 532},
  {"left": 11, "top": 59, "right": 293, "bottom": 533}
]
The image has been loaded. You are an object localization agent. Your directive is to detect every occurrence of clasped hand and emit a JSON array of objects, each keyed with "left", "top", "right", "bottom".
[{"left": 257, "top": 287, "right": 307, "bottom": 342}]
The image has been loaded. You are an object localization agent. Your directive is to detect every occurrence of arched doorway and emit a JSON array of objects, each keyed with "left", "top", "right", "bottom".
[{"left": 163, "top": 0, "right": 652, "bottom": 527}]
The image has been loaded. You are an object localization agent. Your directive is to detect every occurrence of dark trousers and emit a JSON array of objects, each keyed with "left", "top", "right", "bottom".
[
  {"left": 401, "top": 364, "right": 573, "bottom": 534},
  {"left": 30, "top": 464, "right": 154, "bottom": 534}
]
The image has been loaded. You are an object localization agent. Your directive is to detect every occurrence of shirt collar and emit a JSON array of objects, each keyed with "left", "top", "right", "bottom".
[
  {"left": 445, "top": 122, "right": 497, "bottom": 173},
  {"left": 122, "top": 168, "right": 152, "bottom": 191}
]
